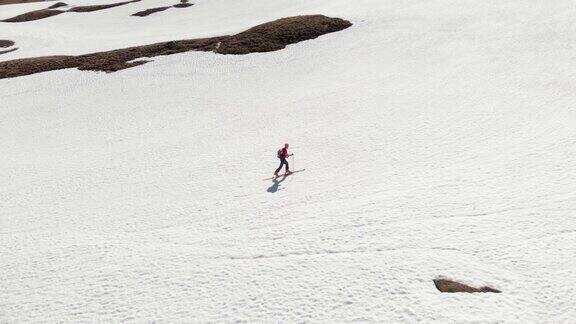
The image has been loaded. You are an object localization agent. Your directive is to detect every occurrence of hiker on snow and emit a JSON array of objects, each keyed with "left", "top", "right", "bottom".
[{"left": 274, "top": 143, "right": 293, "bottom": 177}]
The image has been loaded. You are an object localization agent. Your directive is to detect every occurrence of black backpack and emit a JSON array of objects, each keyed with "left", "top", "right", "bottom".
[{"left": 277, "top": 148, "right": 283, "bottom": 158}]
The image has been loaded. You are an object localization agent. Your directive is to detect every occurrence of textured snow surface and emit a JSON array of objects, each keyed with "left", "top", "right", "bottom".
[{"left": 2, "top": 0, "right": 576, "bottom": 322}]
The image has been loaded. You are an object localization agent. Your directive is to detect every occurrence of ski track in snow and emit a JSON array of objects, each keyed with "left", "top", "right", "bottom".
[{"left": 1, "top": 0, "right": 576, "bottom": 322}]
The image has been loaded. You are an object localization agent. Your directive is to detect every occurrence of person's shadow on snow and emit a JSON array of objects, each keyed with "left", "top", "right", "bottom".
[{"left": 267, "top": 175, "right": 288, "bottom": 193}]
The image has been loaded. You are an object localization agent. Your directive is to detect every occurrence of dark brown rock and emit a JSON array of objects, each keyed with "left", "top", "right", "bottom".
[
  {"left": 433, "top": 279, "right": 501, "bottom": 293},
  {"left": 132, "top": 6, "right": 171, "bottom": 17},
  {"left": 0, "top": 15, "right": 352, "bottom": 79},
  {"left": 172, "top": 3, "right": 192, "bottom": 8},
  {"left": 0, "top": 48, "right": 18, "bottom": 55},
  {"left": 2, "top": 9, "right": 64, "bottom": 22},
  {"left": 68, "top": 0, "right": 140, "bottom": 13},
  {"left": 216, "top": 15, "right": 352, "bottom": 54},
  {"left": 47, "top": 2, "right": 67, "bottom": 9},
  {"left": 0, "top": 40, "right": 15, "bottom": 48},
  {"left": 0, "top": 0, "right": 51, "bottom": 5}
]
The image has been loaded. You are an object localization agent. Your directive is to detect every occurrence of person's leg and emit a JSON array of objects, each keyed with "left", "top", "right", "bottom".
[
  {"left": 284, "top": 158, "right": 290, "bottom": 172},
  {"left": 275, "top": 159, "right": 285, "bottom": 175}
]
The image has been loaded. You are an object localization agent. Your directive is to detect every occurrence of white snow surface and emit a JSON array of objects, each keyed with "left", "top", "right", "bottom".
[{"left": 2, "top": 0, "right": 576, "bottom": 322}]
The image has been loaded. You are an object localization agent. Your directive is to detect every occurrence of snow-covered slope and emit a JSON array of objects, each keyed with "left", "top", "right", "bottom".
[{"left": 1, "top": 0, "right": 576, "bottom": 322}]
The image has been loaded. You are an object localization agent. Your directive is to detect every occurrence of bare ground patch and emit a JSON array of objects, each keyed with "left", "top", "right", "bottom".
[
  {"left": 173, "top": 2, "right": 192, "bottom": 8},
  {"left": 2, "top": 0, "right": 140, "bottom": 22},
  {"left": 173, "top": 0, "right": 192, "bottom": 8},
  {"left": 433, "top": 278, "right": 501, "bottom": 293},
  {"left": 0, "top": 0, "right": 53, "bottom": 5},
  {"left": 0, "top": 40, "right": 15, "bottom": 48},
  {"left": 47, "top": 2, "right": 67, "bottom": 9},
  {"left": 132, "top": 6, "right": 171, "bottom": 17},
  {"left": 0, "top": 40, "right": 17, "bottom": 55},
  {"left": 132, "top": 0, "right": 193, "bottom": 17},
  {"left": 2, "top": 9, "right": 64, "bottom": 22},
  {"left": 0, "top": 15, "right": 352, "bottom": 79},
  {"left": 68, "top": 0, "right": 140, "bottom": 13},
  {"left": 0, "top": 48, "right": 18, "bottom": 55},
  {"left": 215, "top": 15, "right": 352, "bottom": 54}
]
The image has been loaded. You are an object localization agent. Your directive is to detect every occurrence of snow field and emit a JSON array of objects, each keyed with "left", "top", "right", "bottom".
[{"left": 1, "top": 0, "right": 576, "bottom": 322}]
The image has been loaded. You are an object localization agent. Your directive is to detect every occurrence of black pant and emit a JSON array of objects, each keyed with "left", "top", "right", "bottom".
[{"left": 275, "top": 157, "right": 289, "bottom": 174}]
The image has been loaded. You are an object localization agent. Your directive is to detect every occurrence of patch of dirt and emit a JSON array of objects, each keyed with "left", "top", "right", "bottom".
[
  {"left": 173, "top": 0, "right": 191, "bottom": 7},
  {"left": 0, "top": 15, "right": 352, "bottom": 79},
  {"left": 68, "top": 0, "right": 140, "bottom": 13},
  {"left": 0, "top": 55, "right": 75, "bottom": 77},
  {"left": 172, "top": 3, "right": 192, "bottom": 8},
  {"left": 3, "top": 0, "right": 140, "bottom": 22},
  {"left": 0, "top": 40, "right": 15, "bottom": 48},
  {"left": 0, "top": 48, "right": 18, "bottom": 55},
  {"left": 2, "top": 9, "right": 64, "bottom": 22},
  {"left": 0, "top": 40, "right": 16, "bottom": 55},
  {"left": 47, "top": 2, "right": 67, "bottom": 9},
  {"left": 132, "top": 6, "right": 171, "bottom": 17},
  {"left": 133, "top": 0, "right": 193, "bottom": 16},
  {"left": 215, "top": 15, "right": 352, "bottom": 55},
  {"left": 0, "top": 0, "right": 52, "bottom": 5},
  {"left": 433, "top": 279, "right": 501, "bottom": 293}
]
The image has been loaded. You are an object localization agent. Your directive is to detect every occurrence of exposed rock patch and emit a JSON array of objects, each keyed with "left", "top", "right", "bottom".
[
  {"left": 47, "top": 2, "right": 67, "bottom": 9},
  {"left": 2, "top": 9, "right": 64, "bottom": 22},
  {"left": 433, "top": 278, "right": 501, "bottom": 293},
  {"left": 215, "top": 15, "right": 352, "bottom": 55},
  {"left": 132, "top": 0, "right": 193, "bottom": 17},
  {"left": 0, "top": 48, "right": 18, "bottom": 55},
  {"left": 0, "top": 15, "right": 351, "bottom": 79},
  {"left": 2, "top": 0, "right": 141, "bottom": 22},
  {"left": 68, "top": 0, "right": 140, "bottom": 13},
  {"left": 132, "top": 6, "right": 171, "bottom": 17},
  {"left": 0, "top": 40, "right": 15, "bottom": 48},
  {"left": 173, "top": 3, "right": 192, "bottom": 8},
  {"left": 0, "top": 40, "right": 17, "bottom": 55},
  {"left": 0, "top": 0, "right": 51, "bottom": 5},
  {"left": 173, "top": 0, "right": 192, "bottom": 8}
]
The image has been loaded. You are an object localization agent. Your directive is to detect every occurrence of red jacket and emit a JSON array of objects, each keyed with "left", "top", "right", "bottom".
[{"left": 279, "top": 147, "right": 289, "bottom": 159}]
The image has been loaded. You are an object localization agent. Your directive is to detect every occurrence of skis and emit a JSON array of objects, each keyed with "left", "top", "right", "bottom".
[{"left": 263, "top": 169, "right": 306, "bottom": 181}]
